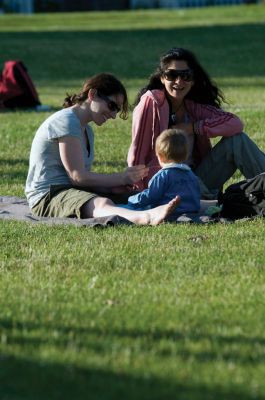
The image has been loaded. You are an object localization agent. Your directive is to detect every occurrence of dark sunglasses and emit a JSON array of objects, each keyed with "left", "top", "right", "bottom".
[
  {"left": 98, "top": 92, "right": 121, "bottom": 113},
  {"left": 163, "top": 69, "right": 194, "bottom": 82}
]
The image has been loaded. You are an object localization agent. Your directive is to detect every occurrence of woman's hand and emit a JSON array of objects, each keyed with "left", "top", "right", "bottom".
[{"left": 123, "top": 165, "right": 149, "bottom": 185}]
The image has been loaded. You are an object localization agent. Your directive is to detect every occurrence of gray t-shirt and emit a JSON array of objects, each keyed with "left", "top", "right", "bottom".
[{"left": 25, "top": 108, "right": 94, "bottom": 208}]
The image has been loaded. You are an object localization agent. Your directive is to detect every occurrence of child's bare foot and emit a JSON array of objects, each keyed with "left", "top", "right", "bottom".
[{"left": 147, "top": 195, "right": 181, "bottom": 226}]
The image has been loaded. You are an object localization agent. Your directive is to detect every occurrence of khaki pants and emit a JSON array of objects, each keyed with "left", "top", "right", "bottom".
[{"left": 195, "top": 133, "right": 265, "bottom": 199}]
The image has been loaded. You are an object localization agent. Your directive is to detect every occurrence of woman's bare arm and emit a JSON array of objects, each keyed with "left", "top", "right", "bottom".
[{"left": 59, "top": 136, "right": 148, "bottom": 190}]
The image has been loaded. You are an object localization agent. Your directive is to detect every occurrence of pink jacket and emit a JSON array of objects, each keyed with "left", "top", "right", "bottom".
[{"left": 127, "top": 89, "right": 244, "bottom": 190}]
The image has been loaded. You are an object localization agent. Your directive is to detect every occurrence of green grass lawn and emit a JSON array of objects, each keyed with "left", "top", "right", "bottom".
[{"left": 0, "top": 5, "right": 265, "bottom": 400}]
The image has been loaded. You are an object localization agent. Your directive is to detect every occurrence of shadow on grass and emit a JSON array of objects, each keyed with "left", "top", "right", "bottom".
[
  {"left": 11, "top": 334, "right": 265, "bottom": 365},
  {"left": 2, "top": 318, "right": 265, "bottom": 346},
  {"left": 4, "top": 328, "right": 265, "bottom": 366},
  {"left": 1, "top": 352, "right": 263, "bottom": 400},
  {"left": 0, "top": 23, "right": 264, "bottom": 83}
]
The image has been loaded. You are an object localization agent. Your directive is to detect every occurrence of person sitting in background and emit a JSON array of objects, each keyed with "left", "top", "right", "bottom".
[
  {"left": 123, "top": 128, "right": 200, "bottom": 216},
  {"left": 127, "top": 47, "right": 265, "bottom": 198}
]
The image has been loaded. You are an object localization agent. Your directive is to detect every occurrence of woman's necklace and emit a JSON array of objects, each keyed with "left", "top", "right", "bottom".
[{"left": 170, "top": 102, "right": 184, "bottom": 124}]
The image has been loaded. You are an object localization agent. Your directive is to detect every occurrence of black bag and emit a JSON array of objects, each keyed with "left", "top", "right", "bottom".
[
  {"left": 219, "top": 173, "right": 265, "bottom": 219},
  {"left": 0, "top": 60, "right": 40, "bottom": 109}
]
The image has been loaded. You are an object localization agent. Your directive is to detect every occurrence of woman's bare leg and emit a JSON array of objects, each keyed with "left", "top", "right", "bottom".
[{"left": 81, "top": 196, "right": 181, "bottom": 225}]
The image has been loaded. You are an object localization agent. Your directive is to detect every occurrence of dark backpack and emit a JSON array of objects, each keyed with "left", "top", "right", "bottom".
[
  {"left": 219, "top": 173, "right": 265, "bottom": 219},
  {"left": 0, "top": 60, "right": 40, "bottom": 109}
]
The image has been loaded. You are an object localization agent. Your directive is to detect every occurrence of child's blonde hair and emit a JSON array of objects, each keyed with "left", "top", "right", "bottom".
[{"left": 155, "top": 129, "right": 188, "bottom": 163}]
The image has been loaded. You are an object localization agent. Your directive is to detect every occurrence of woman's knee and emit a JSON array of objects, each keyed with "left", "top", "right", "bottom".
[
  {"left": 220, "top": 132, "right": 251, "bottom": 155},
  {"left": 81, "top": 196, "right": 114, "bottom": 218},
  {"left": 223, "top": 132, "right": 248, "bottom": 145}
]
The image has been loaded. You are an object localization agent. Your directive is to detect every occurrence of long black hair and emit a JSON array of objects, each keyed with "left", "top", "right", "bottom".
[{"left": 135, "top": 47, "right": 226, "bottom": 108}]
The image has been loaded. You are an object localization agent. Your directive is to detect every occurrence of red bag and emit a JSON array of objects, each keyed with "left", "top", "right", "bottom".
[{"left": 0, "top": 60, "right": 40, "bottom": 109}]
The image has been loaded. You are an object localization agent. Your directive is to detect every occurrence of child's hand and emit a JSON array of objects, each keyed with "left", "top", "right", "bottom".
[{"left": 123, "top": 165, "right": 149, "bottom": 185}]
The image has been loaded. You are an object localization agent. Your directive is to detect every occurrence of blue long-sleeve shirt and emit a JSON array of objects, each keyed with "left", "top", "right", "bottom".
[{"left": 127, "top": 163, "right": 200, "bottom": 215}]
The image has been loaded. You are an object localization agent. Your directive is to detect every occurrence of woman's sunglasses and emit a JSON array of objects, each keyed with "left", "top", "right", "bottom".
[
  {"left": 163, "top": 69, "right": 194, "bottom": 82},
  {"left": 98, "top": 92, "right": 121, "bottom": 113}
]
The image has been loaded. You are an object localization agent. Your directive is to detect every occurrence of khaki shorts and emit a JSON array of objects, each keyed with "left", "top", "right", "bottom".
[
  {"left": 31, "top": 185, "right": 133, "bottom": 219},
  {"left": 31, "top": 185, "right": 97, "bottom": 219}
]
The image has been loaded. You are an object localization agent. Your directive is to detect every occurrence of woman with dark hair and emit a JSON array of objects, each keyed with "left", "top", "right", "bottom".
[
  {"left": 128, "top": 47, "right": 265, "bottom": 198},
  {"left": 25, "top": 73, "right": 180, "bottom": 225}
]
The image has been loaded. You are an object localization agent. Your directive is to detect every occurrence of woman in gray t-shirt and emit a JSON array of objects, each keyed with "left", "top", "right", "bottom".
[{"left": 25, "top": 73, "right": 180, "bottom": 225}]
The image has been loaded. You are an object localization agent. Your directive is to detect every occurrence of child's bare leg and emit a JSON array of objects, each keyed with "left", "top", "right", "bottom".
[{"left": 81, "top": 196, "right": 181, "bottom": 225}]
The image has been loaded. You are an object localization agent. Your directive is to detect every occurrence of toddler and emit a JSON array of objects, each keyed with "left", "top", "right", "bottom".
[{"left": 123, "top": 128, "right": 200, "bottom": 216}]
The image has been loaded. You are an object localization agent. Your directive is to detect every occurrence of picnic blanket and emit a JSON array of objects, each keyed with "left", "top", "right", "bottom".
[{"left": 0, "top": 196, "right": 230, "bottom": 227}]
